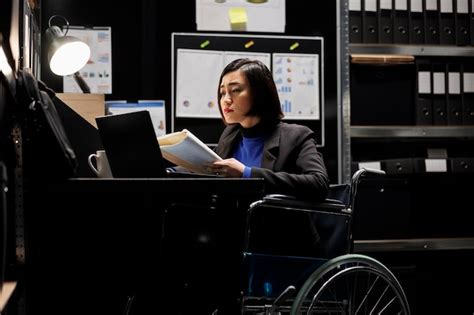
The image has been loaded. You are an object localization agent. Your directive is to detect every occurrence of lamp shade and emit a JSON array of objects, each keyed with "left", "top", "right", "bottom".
[{"left": 45, "top": 25, "right": 90, "bottom": 76}]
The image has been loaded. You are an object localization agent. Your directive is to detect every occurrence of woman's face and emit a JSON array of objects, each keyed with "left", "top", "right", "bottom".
[{"left": 219, "top": 70, "right": 260, "bottom": 128}]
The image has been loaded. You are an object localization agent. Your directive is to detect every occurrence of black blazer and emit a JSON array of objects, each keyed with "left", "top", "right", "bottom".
[{"left": 215, "top": 122, "right": 329, "bottom": 200}]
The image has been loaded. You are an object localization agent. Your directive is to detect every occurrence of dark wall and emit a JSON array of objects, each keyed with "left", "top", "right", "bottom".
[{"left": 41, "top": 0, "right": 341, "bottom": 183}]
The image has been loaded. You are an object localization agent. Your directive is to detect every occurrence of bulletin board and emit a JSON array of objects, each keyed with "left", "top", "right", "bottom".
[
  {"left": 64, "top": 26, "right": 112, "bottom": 94},
  {"left": 171, "top": 32, "right": 325, "bottom": 146}
]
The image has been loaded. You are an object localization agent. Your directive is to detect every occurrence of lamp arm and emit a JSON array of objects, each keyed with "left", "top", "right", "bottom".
[{"left": 73, "top": 72, "right": 91, "bottom": 93}]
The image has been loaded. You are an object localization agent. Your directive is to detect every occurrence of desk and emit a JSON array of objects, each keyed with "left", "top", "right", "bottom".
[{"left": 24, "top": 178, "right": 265, "bottom": 315}]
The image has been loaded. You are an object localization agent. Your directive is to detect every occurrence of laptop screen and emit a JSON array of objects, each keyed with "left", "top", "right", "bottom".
[{"left": 95, "top": 111, "right": 168, "bottom": 178}]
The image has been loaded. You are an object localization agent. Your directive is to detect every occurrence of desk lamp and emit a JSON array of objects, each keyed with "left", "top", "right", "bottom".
[{"left": 45, "top": 15, "right": 91, "bottom": 93}]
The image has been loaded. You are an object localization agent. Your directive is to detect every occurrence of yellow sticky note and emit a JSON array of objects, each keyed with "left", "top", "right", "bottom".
[{"left": 229, "top": 7, "right": 247, "bottom": 31}]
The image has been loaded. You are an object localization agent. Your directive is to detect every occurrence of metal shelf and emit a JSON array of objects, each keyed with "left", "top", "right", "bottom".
[
  {"left": 351, "top": 126, "right": 474, "bottom": 138},
  {"left": 354, "top": 237, "right": 474, "bottom": 252},
  {"left": 349, "top": 44, "right": 474, "bottom": 57}
]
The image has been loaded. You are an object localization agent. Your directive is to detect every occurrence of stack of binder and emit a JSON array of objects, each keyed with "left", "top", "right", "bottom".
[
  {"left": 415, "top": 58, "right": 474, "bottom": 125},
  {"left": 353, "top": 156, "right": 474, "bottom": 175},
  {"left": 349, "top": 0, "right": 474, "bottom": 46}
]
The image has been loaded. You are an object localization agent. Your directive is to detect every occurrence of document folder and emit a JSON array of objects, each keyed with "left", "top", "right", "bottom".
[
  {"left": 462, "top": 62, "right": 474, "bottom": 124},
  {"left": 409, "top": 0, "right": 425, "bottom": 44},
  {"left": 382, "top": 158, "right": 414, "bottom": 174},
  {"left": 450, "top": 157, "right": 474, "bottom": 173},
  {"left": 379, "top": 0, "right": 394, "bottom": 43},
  {"left": 394, "top": 0, "right": 410, "bottom": 43},
  {"left": 454, "top": 0, "right": 471, "bottom": 45},
  {"left": 424, "top": 0, "right": 440, "bottom": 44},
  {"left": 470, "top": 0, "right": 474, "bottom": 45},
  {"left": 447, "top": 63, "right": 463, "bottom": 125},
  {"left": 350, "top": 0, "right": 363, "bottom": 43},
  {"left": 439, "top": 0, "right": 456, "bottom": 45},
  {"left": 363, "top": 0, "right": 379, "bottom": 43},
  {"left": 415, "top": 59, "right": 433, "bottom": 125},
  {"left": 432, "top": 63, "right": 448, "bottom": 125}
]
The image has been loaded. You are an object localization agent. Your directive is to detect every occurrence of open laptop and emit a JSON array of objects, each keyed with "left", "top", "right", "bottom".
[{"left": 95, "top": 110, "right": 218, "bottom": 178}]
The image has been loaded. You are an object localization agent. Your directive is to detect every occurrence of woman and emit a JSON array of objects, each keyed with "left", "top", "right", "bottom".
[{"left": 210, "top": 58, "right": 329, "bottom": 200}]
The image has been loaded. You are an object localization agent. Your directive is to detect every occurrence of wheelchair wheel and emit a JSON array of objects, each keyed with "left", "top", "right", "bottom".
[{"left": 290, "top": 254, "right": 410, "bottom": 315}]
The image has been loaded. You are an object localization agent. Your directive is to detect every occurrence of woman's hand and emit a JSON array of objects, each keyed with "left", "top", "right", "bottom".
[{"left": 208, "top": 158, "right": 246, "bottom": 177}]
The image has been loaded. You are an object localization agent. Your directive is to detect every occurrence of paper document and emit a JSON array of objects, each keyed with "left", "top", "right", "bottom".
[{"left": 158, "top": 129, "right": 222, "bottom": 174}]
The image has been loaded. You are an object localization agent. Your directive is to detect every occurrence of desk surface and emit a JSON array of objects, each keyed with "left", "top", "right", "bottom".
[
  {"left": 26, "top": 177, "right": 265, "bottom": 314},
  {"left": 46, "top": 177, "right": 266, "bottom": 195}
]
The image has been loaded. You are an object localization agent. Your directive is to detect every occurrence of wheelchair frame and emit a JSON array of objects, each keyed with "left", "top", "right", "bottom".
[{"left": 242, "top": 168, "right": 411, "bottom": 315}]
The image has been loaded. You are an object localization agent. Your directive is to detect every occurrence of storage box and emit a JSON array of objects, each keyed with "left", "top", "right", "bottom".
[{"left": 56, "top": 93, "right": 105, "bottom": 128}]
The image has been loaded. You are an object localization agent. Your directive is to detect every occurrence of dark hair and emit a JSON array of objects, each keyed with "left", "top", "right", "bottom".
[{"left": 217, "top": 58, "right": 284, "bottom": 125}]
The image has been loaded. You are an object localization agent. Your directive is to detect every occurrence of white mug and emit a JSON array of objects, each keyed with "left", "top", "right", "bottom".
[{"left": 88, "top": 150, "right": 113, "bottom": 178}]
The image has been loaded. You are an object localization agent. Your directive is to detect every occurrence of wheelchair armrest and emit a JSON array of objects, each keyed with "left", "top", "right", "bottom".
[{"left": 258, "top": 194, "right": 348, "bottom": 213}]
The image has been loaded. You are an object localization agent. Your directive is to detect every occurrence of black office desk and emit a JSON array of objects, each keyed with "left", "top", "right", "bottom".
[
  {"left": 52, "top": 177, "right": 264, "bottom": 193},
  {"left": 24, "top": 178, "right": 265, "bottom": 315}
]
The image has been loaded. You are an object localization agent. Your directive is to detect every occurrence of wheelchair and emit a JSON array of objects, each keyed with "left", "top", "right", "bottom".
[{"left": 241, "top": 168, "right": 411, "bottom": 315}]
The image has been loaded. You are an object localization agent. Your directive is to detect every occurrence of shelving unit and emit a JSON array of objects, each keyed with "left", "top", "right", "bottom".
[
  {"left": 20, "top": 0, "right": 41, "bottom": 77},
  {"left": 350, "top": 43, "right": 474, "bottom": 57},
  {"left": 343, "top": 0, "right": 474, "bottom": 312},
  {"left": 354, "top": 237, "right": 474, "bottom": 252},
  {"left": 351, "top": 125, "right": 474, "bottom": 138}
]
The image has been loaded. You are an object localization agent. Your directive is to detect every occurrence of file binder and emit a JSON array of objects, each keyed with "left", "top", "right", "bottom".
[
  {"left": 454, "top": 0, "right": 471, "bottom": 45},
  {"left": 432, "top": 63, "right": 448, "bottom": 125},
  {"left": 439, "top": 0, "right": 456, "bottom": 45},
  {"left": 415, "top": 59, "right": 433, "bottom": 125},
  {"left": 409, "top": 0, "right": 425, "bottom": 43},
  {"left": 424, "top": 0, "right": 440, "bottom": 44},
  {"left": 350, "top": 0, "right": 363, "bottom": 43},
  {"left": 447, "top": 63, "right": 463, "bottom": 125},
  {"left": 363, "top": 0, "right": 379, "bottom": 43},
  {"left": 383, "top": 158, "right": 414, "bottom": 174},
  {"left": 450, "top": 157, "right": 474, "bottom": 173},
  {"left": 394, "top": 0, "right": 410, "bottom": 43},
  {"left": 379, "top": 0, "right": 394, "bottom": 43},
  {"left": 470, "top": 0, "right": 474, "bottom": 45},
  {"left": 462, "top": 62, "right": 474, "bottom": 124}
]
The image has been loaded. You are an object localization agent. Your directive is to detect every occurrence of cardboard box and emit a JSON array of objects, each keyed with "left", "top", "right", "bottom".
[{"left": 56, "top": 93, "right": 105, "bottom": 128}]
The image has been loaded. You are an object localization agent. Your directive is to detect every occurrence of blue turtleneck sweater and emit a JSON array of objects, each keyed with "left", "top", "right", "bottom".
[
  {"left": 233, "top": 124, "right": 269, "bottom": 178},
  {"left": 233, "top": 135, "right": 265, "bottom": 177}
]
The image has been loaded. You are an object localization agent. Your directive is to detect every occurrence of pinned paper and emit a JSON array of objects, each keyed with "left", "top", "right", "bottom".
[{"left": 229, "top": 7, "right": 248, "bottom": 31}]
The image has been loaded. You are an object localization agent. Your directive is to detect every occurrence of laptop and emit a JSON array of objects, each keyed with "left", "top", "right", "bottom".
[{"left": 95, "top": 110, "right": 218, "bottom": 178}]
